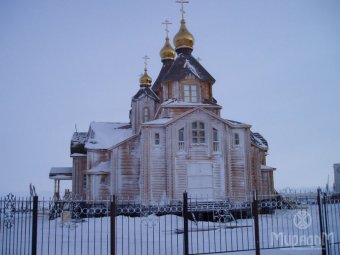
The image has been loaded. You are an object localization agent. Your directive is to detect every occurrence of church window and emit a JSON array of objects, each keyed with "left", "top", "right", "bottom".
[
  {"left": 183, "top": 84, "right": 198, "bottom": 103},
  {"left": 234, "top": 133, "right": 240, "bottom": 145},
  {"left": 178, "top": 128, "right": 184, "bottom": 150},
  {"left": 155, "top": 133, "right": 160, "bottom": 145},
  {"left": 100, "top": 175, "right": 107, "bottom": 185},
  {"left": 192, "top": 121, "right": 205, "bottom": 144},
  {"left": 213, "top": 128, "right": 219, "bottom": 151},
  {"left": 143, "top": 107, "right": 150, "bottom": 122}
]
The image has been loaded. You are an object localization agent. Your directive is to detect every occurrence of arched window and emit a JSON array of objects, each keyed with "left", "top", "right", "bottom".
[
  {"left": 100, "top": 176, "right": 107, "bottom": 185},
  {"left": 192, "top": 121, "right": 205, "bottom": 143},
  {"left": 143, "top": 107, "right": 150, "bottom": 122}
]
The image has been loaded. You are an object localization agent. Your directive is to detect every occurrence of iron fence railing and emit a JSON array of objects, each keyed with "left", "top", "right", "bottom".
[{"left": 0, "top": 189, "right": 339, "bottom": 255}]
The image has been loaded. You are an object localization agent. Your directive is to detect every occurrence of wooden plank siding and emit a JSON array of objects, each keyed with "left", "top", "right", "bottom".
[
  {"left": 87, "top": 150, "right": 110, "bottom": 170},
  {"left": 229, "top": 129, "right": 249, "bottom": 198},
  {"left": 115, "top": 136, "right": 141, "bottom": 200},
  {"left": 72, "top": 156, "right": 87, "bottom": 198},
  {"left": 149, "top": 128, "right": 167, "bottom": 201}
]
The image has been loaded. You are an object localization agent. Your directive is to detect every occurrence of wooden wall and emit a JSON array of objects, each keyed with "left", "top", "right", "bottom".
[
  {"left": 87, "top": 150, "right": 110, "bottom": 169},
  {"left": 72, "top": 156, "right": 87, "bottom": 198},
  {"left": 136, "top": 109, "right": 256, "bottom": 202},
  {"left": 112, "top": 136, "right": 141, "bottom": 200}
]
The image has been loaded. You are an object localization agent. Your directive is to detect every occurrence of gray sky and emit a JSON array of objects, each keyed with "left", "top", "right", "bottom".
[{"left": 1, "top": 0, "right": 339, "bottom": 197}]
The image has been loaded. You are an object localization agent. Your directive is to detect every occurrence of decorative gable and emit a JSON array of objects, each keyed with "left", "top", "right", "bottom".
[{"left": 132, "top": 87, "right": 160, "bottom": 102}]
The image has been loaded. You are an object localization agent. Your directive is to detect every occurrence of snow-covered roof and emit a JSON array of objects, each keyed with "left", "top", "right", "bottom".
[
  {"left": 162, "top": 51, "right": 215, "bottom": 83},
  {"left": 71, "top": 132, "right": 87, "bottom": 144},
  {"left": 132, "top": 87, "right": 159, "bottom": 102},
  {"left": 87, "top": 161, "right": 110, "bottom": 174},
  {"left": 49, "top": 175, "right": 72, "bottom": 180},
  {"left": 49, "top": 167, "right": 72, "bottom": 179},
  {"left": 152, "top": 59, "right": 173, "bottom": 92},
  {"left": 226, "top": 119, "right": 245, "bottom": 125},
  {"left": 261, "top": 165, "right": 276, "bottom": 171},
  {"left": 143, "top": 118, "right": 173, "bottom": 125},
  {"left": 250, "top": 132, "right": 268, "bottom": 150},
  {"left": 184, "top": 59, "right": 200, "bottom": 78},
  {"left": 71, "top": 153, "right": 87, "bottom": 157},
  {"left": 161, "top": 98, "right": 212, "bottom": 107},
  {"left": 253, "top": 133, "right": 268, "bottom": 146},
  {"left": 70, "top": 132, "right": 87, "bottom": 155},
  {"left": 86, "top": 122, "right": 133, "bottom": 150}
]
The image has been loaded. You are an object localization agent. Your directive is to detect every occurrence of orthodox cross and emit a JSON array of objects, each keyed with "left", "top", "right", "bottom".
[
  {"left": 176, "top": 0, "right": 189, "bottom": 19},
  {"left": 142, "top": 55, "right": 150, "bottom": 70},
  {"left": 162, "top": 19, "right": 172, "bottom": 38}
]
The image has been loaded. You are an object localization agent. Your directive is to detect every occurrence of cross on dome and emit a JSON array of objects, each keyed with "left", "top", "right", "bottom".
[
  {"left": 173, "top": 0, "right": 194, "bottom": 51},
  {"left": 139, "top": 55, "right": 152, "bottom": 87},
  {"left": 142, "top": 55, "right": 150, "bottom": 70},
  {"left": 176, "top": 0, "right": 189, "bottom": 20},
  {"left": 162, "top": 19, "right": 172, "bottom": 38}
]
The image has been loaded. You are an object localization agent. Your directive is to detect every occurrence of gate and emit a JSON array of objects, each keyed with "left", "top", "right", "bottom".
[{"left": 185, "top": 193, "right": 255, "bottom": 255}]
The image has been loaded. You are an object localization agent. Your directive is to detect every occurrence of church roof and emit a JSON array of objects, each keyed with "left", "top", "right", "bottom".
[
  {"left": 161, "top": 98, "right": 220, "bottom": 107},
  {"left": 253, "top": 132, "right": 268, "bottom": 147},
  {"left": 143, "top": 118, "right": 173, "bottom": 125},
  {"left": 49, "top": 167, "right": 73, "bottom": 180},
  {"left": 152, "top": 59, "right": 174, "bottom": 92},
  {"left": 226, "top": 119, "right": 246, "bottom": 125},
  {"left": 132, "top": 87, "right": 159, "bottom": 102},
  {"left": 261, "top": 165, "right": 276, "bottom": 171},
  {"left": 162, "top": 52, "right": 215, "bottom": 84},
  {"left": 85, "top": 122, "right": 133, "bottom": 150},
  {"left": 250, "top": 132, "right": 268, "bottom": 150},
  {"left": 70, "top": 132, "right": 87, "bottom": 155}
]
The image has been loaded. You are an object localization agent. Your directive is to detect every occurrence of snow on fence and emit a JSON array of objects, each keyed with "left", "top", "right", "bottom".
[{"left": 0, "top": 190, "right": 339, "bottom": 255}]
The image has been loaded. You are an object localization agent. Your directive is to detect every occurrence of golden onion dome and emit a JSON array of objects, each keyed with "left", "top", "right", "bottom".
[
  {"left": 160, "top": 37, "right": 176, "bottom": 60},
  {"left": 139, "top": 68, "right": 152, "bottom": 87},
  {"left": 173, "top": 19, "right": 195, "bottom": 50}
]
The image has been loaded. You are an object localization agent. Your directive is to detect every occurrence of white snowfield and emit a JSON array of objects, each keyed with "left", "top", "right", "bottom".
[
  {"left": 21, "top": 204, "right": 333, "bottom": 255},
  {"left": 1, "top": 197, "right": 338, "bottom": 255}
]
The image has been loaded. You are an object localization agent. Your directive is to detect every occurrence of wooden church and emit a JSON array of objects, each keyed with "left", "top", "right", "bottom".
[{"left": 50, "top": 6, "right": 276, "bottom": 202}]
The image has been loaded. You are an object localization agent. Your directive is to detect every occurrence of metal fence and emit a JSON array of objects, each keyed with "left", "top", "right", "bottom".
[{"left": 0, "top": 190, "right": 339, "bottom": 255}]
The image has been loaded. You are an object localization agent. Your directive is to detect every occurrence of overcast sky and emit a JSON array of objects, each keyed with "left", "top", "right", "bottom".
[{"left": 0, "top": 0, "right": 339, "bottom": 197}]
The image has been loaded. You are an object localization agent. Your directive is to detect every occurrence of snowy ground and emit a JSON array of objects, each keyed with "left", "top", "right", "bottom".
[{"left": 1, "top": 204, "right": 339, "bottom": 255}]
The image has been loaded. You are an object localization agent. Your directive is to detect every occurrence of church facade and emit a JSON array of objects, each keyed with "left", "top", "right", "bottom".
[{"left": 51, "top": 12, "right": 276, "bottom": 202}]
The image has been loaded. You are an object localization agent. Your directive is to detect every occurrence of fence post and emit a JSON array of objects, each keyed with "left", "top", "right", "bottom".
[
  {"left": 110, "top": 195, "right": 116, "bottom": 255},
  {"left": 252, "top": 191, "right": 260, "bottom": 255},
  {"left": 322, "top": 192, "right": 330, "bottom": 255},
  {"left": 31, "top": 196, "right": 38, "bottom": 255},
  {"left": 317, "top": 188, "right": 326, "bottom": 255},
  {"left": 183, "top": 192, "right": 189, "bottom": 255}
]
